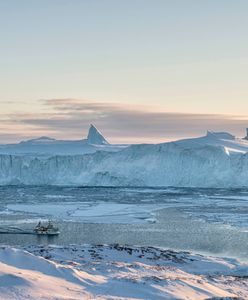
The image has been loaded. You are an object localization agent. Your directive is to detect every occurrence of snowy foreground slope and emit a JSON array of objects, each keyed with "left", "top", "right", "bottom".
[
  {"left": 1, "top": 130, "right": 248, "bottom": 187},
  {"left": 0, "top": 245, "right": 247, "bottom": 300}
]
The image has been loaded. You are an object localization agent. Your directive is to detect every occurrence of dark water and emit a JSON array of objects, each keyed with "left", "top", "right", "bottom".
[{"left": 0, "top": 186, "right": 247, "bottom": 261}]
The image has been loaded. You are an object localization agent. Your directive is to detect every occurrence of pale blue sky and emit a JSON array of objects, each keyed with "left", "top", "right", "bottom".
[{"left": 0, "top": 0, "right": 248, "bottom": 142}]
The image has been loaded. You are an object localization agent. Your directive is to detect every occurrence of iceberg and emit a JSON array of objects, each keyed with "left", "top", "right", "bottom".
[
  {"left": 0, "top": 125, "right": 123, "bottom": 156},
  {"left": 87, "top": 124, "right": 109, "bottom": 145},
  {"left": 0, "top": 129, "right": 248, "bottom": 187}
]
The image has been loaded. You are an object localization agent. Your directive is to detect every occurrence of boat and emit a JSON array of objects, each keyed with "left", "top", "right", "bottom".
[{"left": 34, "top": 221, "right": 59, "bottom": 235}]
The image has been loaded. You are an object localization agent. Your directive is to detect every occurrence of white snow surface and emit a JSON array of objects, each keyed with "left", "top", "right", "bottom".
[
  {"left": 0, "top": 138, "right": 124, "bottom": 156},
  {"left": 0, "top": 244, "right": 247, "bottom": 300},
  {"left": 0, "top": 124, "right": 125, "bottom": 156},
  {"left": 1, "top": 131, "right": 248, "bottom": 187}
]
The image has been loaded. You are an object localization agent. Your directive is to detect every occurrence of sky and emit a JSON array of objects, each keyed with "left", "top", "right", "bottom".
[{"left": 0, "top": 0, "right": 248, "bottom": 143}]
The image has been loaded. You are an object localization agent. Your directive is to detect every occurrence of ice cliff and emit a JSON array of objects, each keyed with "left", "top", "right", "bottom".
[{"left": 1, "top": 131, "right": 248, "bottom": 187}]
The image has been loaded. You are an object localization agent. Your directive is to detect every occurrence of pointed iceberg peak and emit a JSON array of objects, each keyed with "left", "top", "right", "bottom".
[{"left": 87, "top": 124, "right": 109, "bottom": 145}]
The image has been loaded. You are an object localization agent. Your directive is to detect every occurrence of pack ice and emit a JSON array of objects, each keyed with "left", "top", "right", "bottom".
[{"left": 1, "top": 126, "right": 248, "bottom": 187}]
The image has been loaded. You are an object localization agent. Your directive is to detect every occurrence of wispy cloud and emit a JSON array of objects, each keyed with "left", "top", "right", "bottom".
[{"left": 0, "top": 98, "right": 248, "bottom": 143}]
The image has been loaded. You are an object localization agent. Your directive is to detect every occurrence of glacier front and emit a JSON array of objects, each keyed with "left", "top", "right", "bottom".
[{"left": 1, "top": 130, "right": 248, "bottom": 187}]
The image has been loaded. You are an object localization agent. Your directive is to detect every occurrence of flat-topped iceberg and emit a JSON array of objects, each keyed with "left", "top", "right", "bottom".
[
  {"left": 0, "top": 124, "right": 124, "bottom": 156},
  {"left": 1, "top": 130, "right": 248, "bottom": 187}
]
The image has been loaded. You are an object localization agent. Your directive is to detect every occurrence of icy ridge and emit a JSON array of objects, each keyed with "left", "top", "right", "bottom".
[{"left": 0, "top": 139, "right": 248, "bottom": 187}]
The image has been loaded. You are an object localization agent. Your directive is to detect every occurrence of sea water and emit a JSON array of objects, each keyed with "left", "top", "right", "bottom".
[{"left": 0, "top": 186, "right": 247, "bottom": 261}]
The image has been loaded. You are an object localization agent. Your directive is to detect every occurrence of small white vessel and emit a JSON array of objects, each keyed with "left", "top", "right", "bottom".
[{"left": 34, "top": 221, "right": 59, "bottom": 235}]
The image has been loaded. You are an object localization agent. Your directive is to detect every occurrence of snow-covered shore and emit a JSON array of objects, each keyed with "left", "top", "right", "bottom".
[{"left": 0, "top": 244, "right": 247, "bottom": 299}]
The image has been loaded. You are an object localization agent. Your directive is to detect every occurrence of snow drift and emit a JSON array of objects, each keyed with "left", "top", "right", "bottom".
[
  {"left": 1, "top": 130, "right": 248, "bottom": 187},
  {"left": 0, "top": 245, "right": 247, "bottom": 300}
]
